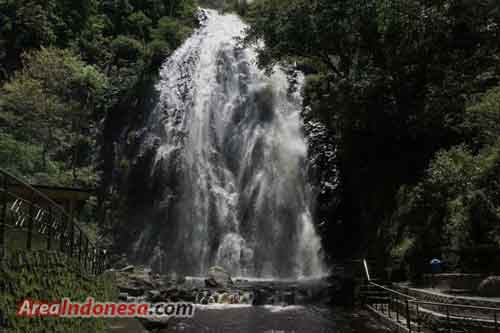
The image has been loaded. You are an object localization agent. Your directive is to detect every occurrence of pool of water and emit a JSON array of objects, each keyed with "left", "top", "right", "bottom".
[{"left": 109, "top": 306, "right": 391, "bottom": 333}]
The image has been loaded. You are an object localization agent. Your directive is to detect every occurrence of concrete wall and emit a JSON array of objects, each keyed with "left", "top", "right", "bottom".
[{"left": 423, "top": 273, "right": 485, "bottom": 292}]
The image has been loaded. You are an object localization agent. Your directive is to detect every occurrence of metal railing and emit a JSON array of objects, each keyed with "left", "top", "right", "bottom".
[
  {"left": 362, "top": 259, "right": 500, "bottom": 332},
  {"left": 0, "top": 169, "right": 106, "bottom": 275},
  {"left": 362, "top": 281, "right": 417, "bottom": 332},
  {"left": 410, "top": 299, "right": 499, "bottom": 333}
]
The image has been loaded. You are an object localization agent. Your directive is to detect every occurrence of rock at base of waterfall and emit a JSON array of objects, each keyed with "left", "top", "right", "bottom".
[
  {"left": 116, "top": 266, "right": 159, "bottom": 297},
  {"left": 283, "top": 291, "right": 295, "bottom": 305},
  {"left": 252, "top": 288, "right": 271, "bottom": 306},
  {"left": 138, "top": 317, "right": 170, "bottom": 331},
  {"left": 147, "top": 289, "right": 162, "bottom": 301},
  {"left": 120, "top": 265, "right": 135, "bottom": 272},
  {"left": 118, "top": 292, "right": 129, "bottom": 301},
  {"left": 205, "top": 266, "right": 233, "bottom": 288}
]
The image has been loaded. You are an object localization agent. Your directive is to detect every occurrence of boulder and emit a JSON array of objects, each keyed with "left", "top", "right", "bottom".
[
  {"left": 118, "top": 292, "right": 128, "bottom": 301},
  {"left": 178, "top": 289, "right": 196, "bottom": 302},
  {"left": 478, "top": 276, "right": 500, "bottom": 297},
  {"left": 162, "top": 288, "right": 180, "bottom": 302},
  {"left": 147, "top": 290, "right": 162, "bottom": 301},
  {"left": 240, "top": 292, "right": 252, "bottom": 304},
  {"left": 218, "top": 293, "right": 230, "bottom": 304},
  {"left": 283, "top": 291, "right": 295, "bottom": 305},
  {"left": 205, "top": 266, "right": 233, "bottom": 288},
  {"left": 119, "top": 286, "right": 145, "bottom": 297},
  {"left": 252, "top": 289, "right": 271, "bottom": 306},
  {"left": 205, "top": 278, "right": 219, "bottom": 288},
  {"left": 110, "top": 253, "right": 129, "bottom": 269},
  {"left": 138, "top": 317, "right": 169, "bottom": 331},
  {"left": 120, "top": 265, "right": 135, "bottom": 272}
]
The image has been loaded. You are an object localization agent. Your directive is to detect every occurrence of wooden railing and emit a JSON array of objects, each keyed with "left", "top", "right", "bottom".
[{"left": 0, "top": 169, "right": 106, "bottom": 275}]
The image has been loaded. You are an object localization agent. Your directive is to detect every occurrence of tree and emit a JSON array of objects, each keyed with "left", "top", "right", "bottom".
[
  {"left": 0, "top": 47, "right": 107, "bottom": 185},
  {"left": 245, "top": 0, "right": 500, "bottom": 261}
]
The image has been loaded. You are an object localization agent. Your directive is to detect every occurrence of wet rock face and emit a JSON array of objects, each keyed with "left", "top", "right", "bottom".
[{"left": 302, "top": 106, "right": 341, "bottom": 259}]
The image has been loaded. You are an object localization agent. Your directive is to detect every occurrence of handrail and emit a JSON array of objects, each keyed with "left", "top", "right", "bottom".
[
  {"left": 1, "top": 171, "right": 96, "bottom": 248},
  {"left": 1, "top": 169, "right": 66, "bottom": 213},
  {"left": 410, "top": 300, "right": 500, "bottom": 312},
  {"left": 0, "top": 168, "right": 106, "bottom": 274},
  {"left": 361, "top": 259, "right": 500, "bottom": 332},
  {"left": 368, "top": 281, "right": 415, "bottom": 300}
]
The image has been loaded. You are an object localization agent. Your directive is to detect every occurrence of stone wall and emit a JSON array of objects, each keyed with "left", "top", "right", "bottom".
[{"left": 0, "top": 247, "right": 117, "bottom": 332}]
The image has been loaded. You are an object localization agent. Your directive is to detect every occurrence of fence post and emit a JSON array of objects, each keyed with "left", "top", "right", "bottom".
[
  {"left": 396, "top": 296, "right": 399, "bottom": 323},
  {"left": 96, "top": 250, "right": 101, "bottom": 274},
  {"left": 78, "top": 228, "right": 82, "bottom": 263},
  {"left": 97, "top": 250, "right": 102, "bottom": 274},
  {"left": 417, "top": 303, "right": 420, "bottom": 333},
  {"left": 84, "top": 237, "right": 88, "bottom": 271},
  {"left": 90, "top": 248, "right": 95, "bottom": 275},
  {"left": 494, "top": 310, "right": 497, "bottom": 332},
  {"left": 98, "top": 250, "right": 102, "bottom": 274},
  {"left": 69, "top": 221, "right": 74, "bottom": 258},
  {"left": 26, "top": 201, "right": 34, "bottom": 250},
  {"left": 46, "top": 207, "right": 52, "bottom": 251},
  {"left": 447, "top": 306, "right": 451, "bottom": 333},
  {"left": 388, "top": 296, "right": 392, "bottom": 319},
  {"left": 0, "top": 175, "right": 7, "bottom": 246},
  {"left": 406, "top": 299, "right": 411, "bottom": 333},
  {"left": 100, "top": 250, "right": 105, "bottom": 274},
  {"left": 60, "top": 217, "right": 67, "bottom": 252}
]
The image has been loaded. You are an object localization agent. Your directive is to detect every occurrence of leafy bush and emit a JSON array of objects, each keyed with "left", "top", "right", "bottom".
[
  {"left": 111, "top": 35, "right": 144, "bottom": 61},
  {"left": 1, "top": 47, "right": 107, "bottom": 185},
  {"left": 151, "top": 17, "right": 193, "bottom": 50},
  {"left": 147, "top": 39, "right": 172, "bottom": 68}
]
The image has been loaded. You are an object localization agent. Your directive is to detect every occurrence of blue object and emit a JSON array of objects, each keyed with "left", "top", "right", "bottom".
[{"left": 430, "top": 258, "right": 442, "bottom": 273}]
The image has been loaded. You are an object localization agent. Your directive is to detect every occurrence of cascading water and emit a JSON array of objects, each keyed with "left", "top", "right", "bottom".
[{"left": 135, "top": 9, "right": 324, "bottom": 278}]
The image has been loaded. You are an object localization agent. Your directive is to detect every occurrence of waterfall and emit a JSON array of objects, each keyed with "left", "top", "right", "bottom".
[{"left": 135, "top": 9, "right": 324, "bottom": 278}]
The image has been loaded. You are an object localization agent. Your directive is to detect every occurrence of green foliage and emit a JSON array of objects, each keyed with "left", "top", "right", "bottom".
[
  {"left": 0, "top": 134, "right": 46, "bottom": 176},
  {"left": 463, "top": 87, "right": 500, "bottom": 148},
  {"left": 128, "top": 10, "right": 153, "bottom": 39},
  {"left": 199, "top": 0, "right": 249, "bottom": 14},
  {"left": 0, "top": 47, "right": 107, "bottom": 186},
  {"left": 0, "top": 0, "right": 97, "bottom": 78},
  {"left": 393, "top": 141, "right": 500, "bottom": 275},
  {"left": 147, "top": 39, "right": 172, "bottom": 68},
  {"left": 111, "top": 35, "right": 144, "bottom": 61},
  {"left": 0, "top": 0, "right": 198, "bottom": 189},
  {"left": 152, "top": 16, "right": 193, "bottom": 50}
]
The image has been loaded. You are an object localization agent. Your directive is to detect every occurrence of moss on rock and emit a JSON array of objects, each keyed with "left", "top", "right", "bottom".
[{"left": 0, "top": 247, "right": 117, "bottom": 332}]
